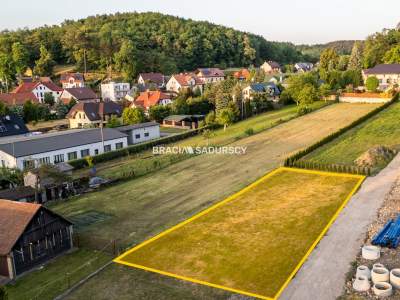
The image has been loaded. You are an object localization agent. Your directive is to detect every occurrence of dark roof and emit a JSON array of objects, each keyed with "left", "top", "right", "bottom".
[
  {"left": 249, "top": 83, "right": 281, "bottom": 96},
  {"left": 64, "top": 87, "right": 98, "bottom": 101},
  {"left": 0, "top": 92, "right": 38, "bottom": 106},
  {"left": 0, "top": 128, "right": 127, "bottom": 158},
  {"left": 0, "top": 199, "right": 72, "bottom": 255},
  {"left": 0, "top": 114, "right": 29, "bottom": 137},
  {"left": 0, "top": 186, "right": 36, "bottom": 201},
  {"left": 265, "top": 61, "right": 281, "bottom": 69},
  {"left": 138, "top": 73, "right": 164, "bottom": 85},
  {"left": 196, "top": 68, "right": 225, "bottom": 77},
  {"left": 363, "top": 64, "right": 400, "bottom": 75},
  {"left": 67, "top": 102, "right": 122, "bottom": 121},
  {"left": 115, "top": 122, "right": 160, "bottom": 132},
  {"left": 60, "top": 73, "right": 85, "bottom": 82},
  {"left": 164, "top": 115, "right": 205, "bottom": 122}
]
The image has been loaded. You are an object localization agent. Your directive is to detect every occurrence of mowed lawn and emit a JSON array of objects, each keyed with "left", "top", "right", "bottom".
[
  {"left": 303, "top": 101, "right": 400, "bottom": 170},
  {"left": 50, "top": 103, "right": 378, "bottom": 300},
  {"left": 116, "top": 168, "right": 363, "bottom": 299}
]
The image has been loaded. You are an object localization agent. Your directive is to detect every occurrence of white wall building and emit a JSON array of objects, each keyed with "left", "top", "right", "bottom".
[
  {"left": 0, "top": 129, "right": 128, "bottom": 170},
  {"left": 101, "top": 82, "right": 130, "bottom": 102},
  {"left": 115, "top": 122, "right": 160, "bottom": 145}
]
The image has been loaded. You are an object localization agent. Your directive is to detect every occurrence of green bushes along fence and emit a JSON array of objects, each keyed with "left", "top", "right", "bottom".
[{"left": 283, "top": 93, "right": 399, "bottom": 175}]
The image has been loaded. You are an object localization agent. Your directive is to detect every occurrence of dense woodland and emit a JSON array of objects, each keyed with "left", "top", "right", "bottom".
[{"left": 0, "top": 12, "right": 306, "bottom": 82}]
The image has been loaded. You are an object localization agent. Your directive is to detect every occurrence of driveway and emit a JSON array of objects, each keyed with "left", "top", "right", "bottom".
[{"left": 280, "top": 154, "right": 400, "bottom": 300}]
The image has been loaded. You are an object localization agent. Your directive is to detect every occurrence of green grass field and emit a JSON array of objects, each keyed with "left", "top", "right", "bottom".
[
  {"left": 303, "top": 101, "right": 400, "bottom": 171},
  {"left": 5, "top": 249, "right": 110, "bottom": 300},
  {"left": 116, "top": 168, "right": 363, "bottom": 299}
]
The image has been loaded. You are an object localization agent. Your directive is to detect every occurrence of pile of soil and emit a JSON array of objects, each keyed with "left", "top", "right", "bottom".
[{"left": 354, "top": 146, "right": 396, "bottom": 168}]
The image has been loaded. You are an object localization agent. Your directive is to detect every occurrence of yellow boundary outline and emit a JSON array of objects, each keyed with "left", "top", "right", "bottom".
[{"left": 114, "top": 167, "right": 365, "bottom": 300}]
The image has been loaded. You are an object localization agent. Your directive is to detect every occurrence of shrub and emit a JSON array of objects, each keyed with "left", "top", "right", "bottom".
[{"left": 244, "top": 128, "right": 254, "bottom": 136}]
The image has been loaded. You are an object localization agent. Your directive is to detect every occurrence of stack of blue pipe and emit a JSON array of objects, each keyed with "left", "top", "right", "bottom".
[{"left": 372, "top": 215, "right": 400, "bottom": 248}]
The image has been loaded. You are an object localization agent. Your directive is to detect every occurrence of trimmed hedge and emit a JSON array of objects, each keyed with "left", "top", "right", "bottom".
[
  {"left": 69, "top": 126, "right": 211, "bottom": 169},
  {"left": 291, "top": 160, "right": 371, "bottom": 176},
  {"left": 284, "top": 93, "right": 399, "bottom": 175}
]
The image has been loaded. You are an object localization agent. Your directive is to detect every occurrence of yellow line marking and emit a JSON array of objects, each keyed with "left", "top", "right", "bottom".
[{"left": 114, "top": 167, "right": 365, "bottom": 300}]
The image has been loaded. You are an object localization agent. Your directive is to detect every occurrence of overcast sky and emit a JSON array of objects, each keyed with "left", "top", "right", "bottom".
[{"left": 1, "top": 0, "right": 399, "bottom": 44}]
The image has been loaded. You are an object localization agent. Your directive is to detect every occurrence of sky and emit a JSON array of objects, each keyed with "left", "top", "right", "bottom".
[{"left": 1, "top": 0, "right": 399, "bottom": 44}]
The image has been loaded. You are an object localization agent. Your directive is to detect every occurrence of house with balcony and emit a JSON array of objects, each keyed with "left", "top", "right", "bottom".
[{"left": 101, "top": 81, "right": 130, "bottom": 102}]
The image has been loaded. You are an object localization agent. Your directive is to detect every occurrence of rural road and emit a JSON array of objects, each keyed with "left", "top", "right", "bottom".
[{"left": 280, "top": 154, "right": 400, "bottom": 300}]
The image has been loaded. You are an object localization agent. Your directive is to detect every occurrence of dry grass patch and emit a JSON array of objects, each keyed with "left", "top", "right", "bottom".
[{"left": 116, "top": 168, "right": 363, "bottom": 299}]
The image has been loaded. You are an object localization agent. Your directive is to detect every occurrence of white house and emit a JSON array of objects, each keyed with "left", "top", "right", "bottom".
[
  {"left": 166, "top": 73, "right": 204, "bottom": 94},
  {"left": 12, "top": 81, "right": 63, "bottom": 103},
  {"left": 362, "top": 64, "right": 400, "bottom": 90},
  {"left": 115, "top": 122, "right": 160, "bottom": 145},
  {"left": 0, "top": 128, "right": 128, "bottom": 170},
  {"left": 137, "top": 73, "right": 165, "bottom": 88},
  {"left": 260, "top": 61, "right": 281, "bottom": 74},
  {"left": 60, "top": 73, "right": 85, "bottom": 88},
  {"left": 101, "top": 81, "right": 130, "bottom": 102},
  {"left": 195, "top": 68, "right": 225, "bottom": 84}
]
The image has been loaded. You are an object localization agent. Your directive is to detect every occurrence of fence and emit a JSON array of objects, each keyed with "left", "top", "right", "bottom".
[{"left": 283, "top": 93, "right": 399, "bottom": 175}]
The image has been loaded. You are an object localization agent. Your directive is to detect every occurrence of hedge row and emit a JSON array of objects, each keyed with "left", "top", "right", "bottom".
[
  {"left": 284, "top": 93, "right": 399, "bottom": 174},
  {"left": 291, "top": 160, "right": 371, "bottom": 176},
  {"left": 69, "top": 126, "right": 211, "bottom": 169}
]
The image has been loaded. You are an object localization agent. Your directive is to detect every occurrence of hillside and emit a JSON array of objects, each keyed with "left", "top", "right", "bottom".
[
  {"left": 297, "top": 40, "right": 358, "bottom": 62},
  {"left": 0, "top": 12, "right": 305, "bottom": 81}
]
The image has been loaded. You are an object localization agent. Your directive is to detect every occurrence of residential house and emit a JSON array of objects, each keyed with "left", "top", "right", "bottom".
[
  {"left": 233, "top": 69, "right": 251, "bottom": 81},
  {"left": 0, "top": 92, "right": 38, "bottom": 106},
  {"left": 362, "top": 64, "right": 400, "bottom": 90},
  {"left": 294, "top": 62, "right": 314, "bottom": 73},
  {"left": 0, "top": 199, "right": 73, "bottom": 279},
  {"left": 115, "top": 122, "right": 160, "bottom": 145},
  {"left": 66, "top": 101, "right": 122, "bottom": 129},
  {"left": 12, "top": 80, "right": 63, "bottom": 103},
  {"left": 130, "top": 91, "right": 172, "bottom": 111},
  {"left": 242, "top": 83, "right": 281, "bottom": 101},
  {"left": 166, "top": 73, "right": 204, "bottom": 94},
  {"left": 101, "top": 81, "right": 130, "bottom": 102},
  {"left": 0, "top": 128, "right": 128, "bottom": 170},
  {"left": 137, "top": 73, "right": 165, "bottom": 89},
  {"left": 260, "top": 61, "right": 281, "bottom": 74},
  {"left": 195, "top": 68, "right": 225, "bottom": 84},
  {"left": 0, "top": 114, "right": 29, "bottom": 138},
  {"left": 60, "top": 73, "right": 85, "bottom": 88},
  {"left": 60, "top": 87, "right": 99, "bottom": 104},
  {"left": 163, "top": 115, "right": 205, "bottom": 129}
]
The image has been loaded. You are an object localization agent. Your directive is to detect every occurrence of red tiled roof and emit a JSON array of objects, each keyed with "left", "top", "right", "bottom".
[
  {"left": 0, "top": 199, "right": 41, "bottom": 255},
  {"left": 12, "top": 81, "right": 62, "bottom": 93},
  {"left": 138, "top": 73, "right": 164, "bottom": 85},
  {"left": 42, "top": 81, "right": 63, "bottom": 92},
  {"left": 132, "top": 91, "right": 171, "bottom": 109},
  {"left": 60, "top": 73, "right": 85, "bottom": 83},
  {"left": 0, "top": 92, "right": 38, "bottom": 106},
  {"left": 172, "top": 73, "right": 204, "bottom": 87},
  {"left": 234, "top": 69, "right": 251, "bottom": 80}
]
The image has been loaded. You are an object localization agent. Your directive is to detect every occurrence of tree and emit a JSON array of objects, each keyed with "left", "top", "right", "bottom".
[
  {"left": 106, "top": 115, "right": 122, "bottom": 128},
  {"left": 148, "top": 105, "right": 171, "bottom": 122},
  {"left": 11, "top": 42, "right": 29, "bottom": 76},
  {"left": 0, "top": 102, "right": 9, "bottom": 116},
  {"left": 0, "top": 53, "right": 14, "bottom": 92},
  {"left": 285, "top": 73, "right": 319, "bottom": 105},
  {"left": 348, "top": 41, "right": 363, "bottom": 70},
  {"left": 55, "top": 101, "right": 69, "bottom": 118},
  {"left": 319, "top": 48, "right": 339, "bottom": 79},
  {"left": 319, "top": 83, "right": 331, "bottom": 101},
  {"left": 173, "top": 97, "right": 189, "bottom": 114},
  {"left": 0, "top": 285, "right": 8, "bottom": 300},
  {"left": 337, "top": 55, "right": 350, "bottom": 71},
  {"left": 298, "top": 84, "right": 319, "bottom": 107},
  {"left": 365, "top": 76, "right": 379, "bottom": 92},
  {"left": 383, "top": 45, "right": 400, "bottom": 64},
  {"left": 122, "top": 107, "right": 146, "bottom": 124},
  {"left": 114, "top": 39, "right": 137, "bottom": 82},
  {"left": 43, "top": 92, "right": 55, "bottom": 107},
  {"left": 33, "top": 45, "right": 55, "bottom": 76},
  {"left": 23, "top": 101, "right": 39, "bottom": 122},
  {"left": 216, "top": 108, "right": 236, "bottom": 131},
  {"left": 202, "top": 129, "right": 214, "bottom": 146},
  {"left": 0, "top": 167, "right": 23, "bottom": 189},
  {"left": 205, "top": 111, "right": 216, "bottom": 125}
]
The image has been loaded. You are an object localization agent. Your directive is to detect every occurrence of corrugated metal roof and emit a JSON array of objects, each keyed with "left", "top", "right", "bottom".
[{"left": 0, "top": 128, "right": 127, "bottom": 158}]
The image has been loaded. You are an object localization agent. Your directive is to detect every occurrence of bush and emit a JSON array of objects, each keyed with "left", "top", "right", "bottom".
[
  {"left": 297, "top": 105, "right": 312, "bottom": 116},
  {"left": 244, "top": 128, "right": 254, "bottom": 136},
  {"left": 366, "top": 76, "right": 379, "bottom": 92}
]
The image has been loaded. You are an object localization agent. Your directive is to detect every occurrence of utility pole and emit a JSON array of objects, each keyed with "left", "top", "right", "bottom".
[{"left": 83, "top": 49, "right": 87, "bottom": 75}]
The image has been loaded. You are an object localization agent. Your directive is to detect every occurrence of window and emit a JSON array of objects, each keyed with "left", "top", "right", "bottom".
[
  {"left": 54, "top": 154, "right": 65, "bottom": 164},
  {"left": 135, "top": 134, "right": 141, "bottom": 139},
  {"left": 115, "top": 142, "right": 123, "bottom": 149},
  {"left": 104, "top": 145, "right": 112, "bottom": 152},
  {"left": 67, "top": 151, "right": 77, "bottom": 161},
  {"left": 81, "top": 149, "right": 90, "bottom": 157},
  {"left": 23, "top": 160, "right": 35, "bottom": 170},
  {"left": 144, "top": 132, "right": 149, "bottom": 137},
  {"left": 94, "top": 149, "right": 99, "bottom": 155},
  {"left": 38, "top": 157, "right": 50, "bottom": 165},
  {"left": 1, "top": 160, "right": 5, "bottom": 167}
]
